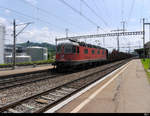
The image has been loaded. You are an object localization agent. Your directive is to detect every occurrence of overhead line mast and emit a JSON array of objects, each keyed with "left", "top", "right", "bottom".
[
  {"left": 56, "top": 31, "right": 143, "bottom": 41},
  {"left": 12, "top": 19, "right": 32, "bottom": 69}
]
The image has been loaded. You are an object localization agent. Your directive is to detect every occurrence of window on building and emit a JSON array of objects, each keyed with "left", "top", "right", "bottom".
[
  {"left": 92, "top": 50, "right": 95, "bottom": 54},
  {"left": 84, "top": 49, "right": 88, "bottom": 54}
]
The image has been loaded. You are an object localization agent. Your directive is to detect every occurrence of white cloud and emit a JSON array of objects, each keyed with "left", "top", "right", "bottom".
[
  {"left": 0, "top": 16, "right": 143, "bottom": 53},
  {"left": 0, "top": 17, "right": 8, "bottom": 25},
  {"left": 130, "top": 18, "right": 137, "bottom": 23},
  {"left": 5, "top": 9, "right": 11, "bottom": 14},
  {"left": 16, "top": 27, "right": 65, "bottom": 45}
]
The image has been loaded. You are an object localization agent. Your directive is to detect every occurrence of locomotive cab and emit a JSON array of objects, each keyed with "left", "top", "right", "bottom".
[{"left": 55, "top": 43, "right": 80, "bottom": 68}]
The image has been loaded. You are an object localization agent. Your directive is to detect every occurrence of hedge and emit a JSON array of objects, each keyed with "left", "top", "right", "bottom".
[{"left": 0, "top": 59, "right": 55, "bottom": 68}]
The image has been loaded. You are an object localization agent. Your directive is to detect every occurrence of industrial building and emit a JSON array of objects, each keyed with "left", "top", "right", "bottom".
[
  {"left": 4, "top": 45, "right": 31, "bottom": 64},
  {"left": 3, "top": 45, "right": 48, "bottom": 64},
  {"left": 0, "top": 25, "right": 5, "bottom": 64},
  {"left": 26, "top": 47, "right": 48, "bottom": 62},
  {"left": 5, "top": 55, "right": 31, "bottom": 64}
]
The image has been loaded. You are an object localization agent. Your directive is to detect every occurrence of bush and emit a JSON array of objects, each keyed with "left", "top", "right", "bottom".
[
  {"left": 141, "top": 59, "right": 150, "bottom": 70},
  {"left": 141, "top": 59, "right": 150, "bottom": 82}
]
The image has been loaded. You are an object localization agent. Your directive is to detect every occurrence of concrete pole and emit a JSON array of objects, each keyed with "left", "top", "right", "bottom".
[
  {"left": 143, "top": 18, "right": 145, "bottom": 60},
  {"left": 12, "top": 19, "right": 16, "bottom": 70}
]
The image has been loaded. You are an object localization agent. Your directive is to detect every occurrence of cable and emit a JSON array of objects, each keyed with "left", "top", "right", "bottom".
[
  {"left": 127, "top": 0, "right": 135, "bottom": 23},
  {"left": 121, "top": 0, "right": 125, "bottom": 21},
  {"left": 141, "top": 0, "right": 145, "bottom": 18},
  {"left": 19, "top": 0, "right": 80, "bottom": 30},
  {"left": 0, "top": 5, "right": 66, "bottom": 31},
  {"left": 81, "top": 0, "right": 109, "bottom": 28},
  {"left": 92, "top": 0, "right": 111, "bottom": 27},
  {"left": 101, "top": 0, "right": 112, "bottom": 26},
  {"left": 58, "top": 0, "right": 106, "bottom": 32}
]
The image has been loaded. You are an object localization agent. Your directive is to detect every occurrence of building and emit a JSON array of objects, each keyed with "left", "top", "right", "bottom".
[
  {"left": 0, "top": 25, "right": 5, "bottom": 64},
  {"left": 5, "top": 55, "right": 31, "bottom": 64},
  {"left": 135, "top": 41, "right": 150, "bottom": 58},
  {"left": 145, "top": 41, "right": 150, "bottom": 58},
  {"left": 4, "top": 45, "right": 31, "bottom": 64},
  {"left": 26, "top": 46, "right": 48, "bottom": 62}
]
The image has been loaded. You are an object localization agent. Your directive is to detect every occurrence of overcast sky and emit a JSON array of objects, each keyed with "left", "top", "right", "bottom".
[{"left": 0, "top": 0, "right": 150, "bottom": 52}]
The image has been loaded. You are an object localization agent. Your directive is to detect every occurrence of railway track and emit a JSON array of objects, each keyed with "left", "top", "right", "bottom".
[
  {"left": 0, "top": 59, "right": 130, "bottom": 113},
  {"left": 0, "top": 60, "right": 118, "bottom": 90},
  {"left": 0, "top": 74, "right": 59, "bottom": 90}
]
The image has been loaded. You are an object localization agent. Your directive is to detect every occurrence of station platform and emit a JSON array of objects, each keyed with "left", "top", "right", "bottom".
[
  {"left": 49, "top": 60, "right": 150, "bottom": 113},
  {"left": 0, "top": 65, "right": 53, "bottom": 77}
]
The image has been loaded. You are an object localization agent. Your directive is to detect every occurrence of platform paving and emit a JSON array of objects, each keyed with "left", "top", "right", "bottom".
[
  {"left": 56, "top": 60, "right": 150, "bottom": 113},
  {"left": 0, "top": 65, "right": 53, "bottom": 77}
]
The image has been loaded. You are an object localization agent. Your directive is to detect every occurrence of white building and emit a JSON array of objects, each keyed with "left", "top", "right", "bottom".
[
  {"left": 26, "top": 47, "right": 48, "bottom": 62},
  {"left": 5, "top": 55, "right": 31, "bottom": 64},
  {"left": 0, "top": 25, "right": 5, "bottom": 64}
]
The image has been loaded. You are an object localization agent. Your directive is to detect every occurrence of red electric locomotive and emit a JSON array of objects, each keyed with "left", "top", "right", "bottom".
[{"left": 54, "top": 40, "right": 108, "bottom": 70}]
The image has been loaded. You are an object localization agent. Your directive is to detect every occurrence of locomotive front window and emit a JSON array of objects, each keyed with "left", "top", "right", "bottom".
[
  {"left": 64, "top": 45, "right": 72, "bottom": 54},
  {"left": 57, "top": 46, "right": 62, "bottom": 53},
  {"left": 72, "top": 46, "right": 76, "bottom": 53}
]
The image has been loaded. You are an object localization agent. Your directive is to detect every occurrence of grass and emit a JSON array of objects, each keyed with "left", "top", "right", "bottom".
[
  {"left": 0, "top": 59, "right": 55, "bottom": 68},
  {"left": 141, "top": 59, "right": 150, "bottom": 70},
  {"left": 141, "top": 59, "right": 150, "bottom": 83}
]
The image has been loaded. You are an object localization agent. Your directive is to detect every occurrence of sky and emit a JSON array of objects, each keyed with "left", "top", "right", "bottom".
[{"left": 0, "top": 0, "right": 150, "bottom": 52}]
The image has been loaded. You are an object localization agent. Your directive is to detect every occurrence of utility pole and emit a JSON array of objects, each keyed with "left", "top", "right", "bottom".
[
  {"left": 97, "top": 26, "right": 101, "bottom": 46},
  {"left": 149, "top": 25, "right": 150, "bottom": 41},
  {"left": 111, "top": 29, "right": 124, "bottom": 52},
  {"left": 121, "top": 21, "right": 126, "bottom": 33},
  {"left": 80, "top": 0, "right": 82, "bottom": 15},
  {"left": 65, "top": 28, "right": 69, "bottom": 38},
  {"left": 128, "top": 42, "right": 131, "bottom": 53},
  {"left": 12, "top": 19, "right": 16, "bottom": 70},
  {"left": 97, "top": 26, "right": 100, "bottom": 34},
  {"left": 143, "top": 18, "right": 145, "bottom": 60},
  {"left": 117, "top": 30, "right": 120, "bottom": 51},
  {"left": 143, "top": 19, "right": 150, "bottom": 63},
  {"left": 97, "top": 26, "right": 105, "bottom": 47},
  {"left": 111, "top": 21, "right": 127, "bottom": 52},
  {"left": 12, "top": 19, "right": 33, "bottom": 70}
]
